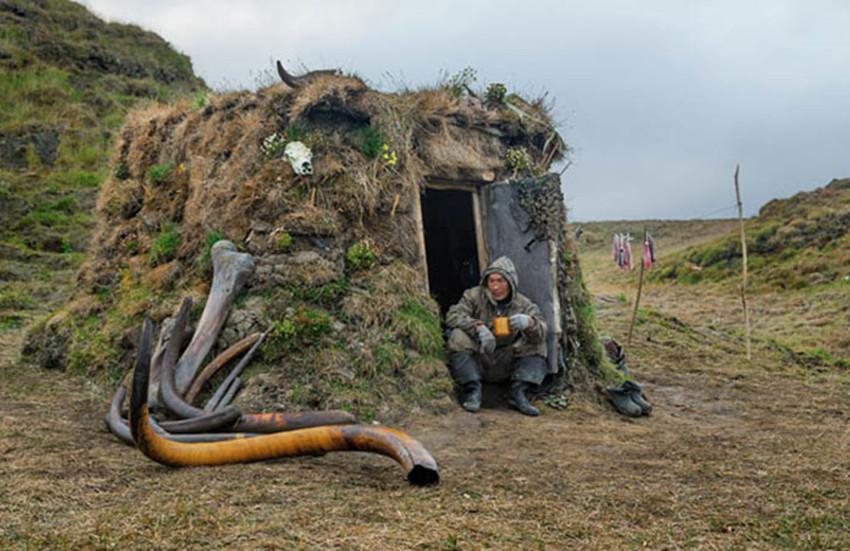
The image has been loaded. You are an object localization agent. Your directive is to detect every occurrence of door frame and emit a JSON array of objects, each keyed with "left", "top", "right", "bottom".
[{"left": 414, "top": 180, "right": 488, "bottom": 296}]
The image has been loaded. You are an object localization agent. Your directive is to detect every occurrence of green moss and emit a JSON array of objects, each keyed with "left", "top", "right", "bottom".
[
  {"left": 393, "top": 300, "right": 444, "bottom": 359},
  {"left": 357, "top": 126, "right": 385, "bottom": 159},
  {"left": 374, "top": 339, "right": 406, "bottom": 376},
  {"left": 345, "top": 241, "right": 376, "bottom": 271},
  {"left": 149, "top": 222, "right": 181, "bottom": 266},
  {"left": 198, "top": 230, "right": 226, "bottom": 270},
  {"left": 146, "top": 162, "right": 174, "bottom": 184},
  {"left": 0, "top": 287, "right": 33, "bottom": 309},
  {"left": 0, "top": 314, "right": 25, "bottom": 331},
  {"left": 264, "top": 307, "right": 334, "bottom": 361},
  {"left": 276, "top": 231, "right": 293, "bottom": 252},
  {"left": 114, "top": 162, "right": 130, "bottom": 180},
  {"left": 290, "top": 278, "right": 351, "bottom": 309}
]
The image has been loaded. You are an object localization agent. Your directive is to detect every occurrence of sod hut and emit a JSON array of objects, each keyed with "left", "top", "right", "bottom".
[{"left": 30, "top": 69, "right": 611, "bottom": 419}]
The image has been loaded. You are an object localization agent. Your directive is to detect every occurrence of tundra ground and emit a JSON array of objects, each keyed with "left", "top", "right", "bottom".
[{"left": 1, "top": 220, "right": 848, "bottom": 550}]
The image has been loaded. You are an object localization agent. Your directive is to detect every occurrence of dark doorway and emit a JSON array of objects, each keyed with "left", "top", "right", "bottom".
[{"left": 420, "top": 188, "right": 481, "bottom": 316}]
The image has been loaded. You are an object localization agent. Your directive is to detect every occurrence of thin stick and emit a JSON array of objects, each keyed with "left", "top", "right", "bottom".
[
  {"left": 627, "top": 230, "right": 647, "bottom": 347},
  {"left": 734, "top": 164, "right": 752, "bottom": 361}
]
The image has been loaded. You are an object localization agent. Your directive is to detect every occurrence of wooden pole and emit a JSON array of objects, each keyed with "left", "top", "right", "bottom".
[
  {"left": 734, "top": 164, "right": 752, "bottom": 361},
  {"left": 627, "top": 230, "right": 647, "bottom": 347}
]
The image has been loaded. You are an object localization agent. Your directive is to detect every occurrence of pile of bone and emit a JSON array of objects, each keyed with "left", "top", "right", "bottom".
[{"left": 106, "top": 241, "right": 438, "bottom": 486}]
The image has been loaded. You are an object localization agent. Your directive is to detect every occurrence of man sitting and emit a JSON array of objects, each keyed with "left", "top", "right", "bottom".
[{"left": 445, "top": 256, "right": 548, "bottom": 416}]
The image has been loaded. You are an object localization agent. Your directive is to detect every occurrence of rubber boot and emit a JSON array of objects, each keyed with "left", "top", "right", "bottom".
[
  {"left": 461, "top": 381, "right": 482, "bottom": 412},
  {"left": 622, "top": 380, "right": 652, "bottom": 415},
  {"left": 605, "top": 385, "right": 642, "bottom": 417},
  {"left": 508, "top": 381, "right": 540, "bottom": 417}
]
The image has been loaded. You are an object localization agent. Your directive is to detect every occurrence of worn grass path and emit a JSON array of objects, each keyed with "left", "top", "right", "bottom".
[{"left": 2, "top": 225, "right": 849, "bottom": 549}]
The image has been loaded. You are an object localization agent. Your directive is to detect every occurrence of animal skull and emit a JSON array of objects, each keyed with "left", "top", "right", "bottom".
[{"left": 284, "top": 141, "right": 313, "bottom": 176}]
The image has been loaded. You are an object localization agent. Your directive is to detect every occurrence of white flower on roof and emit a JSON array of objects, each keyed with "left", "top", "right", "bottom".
[{"left": 284, "top": 141, "right": 313, "bottom": 176}]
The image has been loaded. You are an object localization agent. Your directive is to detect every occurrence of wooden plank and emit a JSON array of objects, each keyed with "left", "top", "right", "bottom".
[
  {"left": 424, "top": 180, "right": 478, "bottom": 192},
  {"left": 411, "top": 185, "right": 430, "bottom": 294},
  {"left": 472, "top": 189, "right": 488, "bottom": 270}
]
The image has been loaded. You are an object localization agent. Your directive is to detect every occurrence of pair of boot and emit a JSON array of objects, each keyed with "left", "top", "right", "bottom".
[
  {"left": 460, "top": 381, "right": 539, "bottom": 416},
  {"left": 606, "top": 380, "right": 652, "bottom": 417}
]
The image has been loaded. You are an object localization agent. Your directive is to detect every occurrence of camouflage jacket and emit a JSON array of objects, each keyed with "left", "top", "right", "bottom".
[{"left": 446, "top": 256, "right": 547, "bottom": 358}]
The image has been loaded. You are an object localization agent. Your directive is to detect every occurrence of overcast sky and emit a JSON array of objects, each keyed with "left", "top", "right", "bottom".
[{"left": 83, "top": 0, "right": 850, "bottom": 221}]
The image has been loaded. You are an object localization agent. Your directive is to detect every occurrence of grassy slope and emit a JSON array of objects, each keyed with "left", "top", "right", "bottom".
[
  {"left": 573, "top": 199, "right": 850, "bottom": 364},
  {"left": 0, "top": 0, "right": 204, "bottom": 344}
]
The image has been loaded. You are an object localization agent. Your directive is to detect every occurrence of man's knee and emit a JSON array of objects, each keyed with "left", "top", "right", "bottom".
[
  {"left": 447, "top": 328, "right": 477, "bottom": 354},
  {"left": 511, "top": 355, "right": 548, "bottom": 385}
]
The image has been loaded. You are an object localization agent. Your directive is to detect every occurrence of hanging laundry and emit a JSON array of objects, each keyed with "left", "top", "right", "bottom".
[
  {"left": 647, "top": 232, "right": 657, "bottom": 263},
  {"left": 612, "top": 233, "right": 634, "bottom": 271},
  {"left": 642, "top": 232, "right": 658, "bottom": 269}
]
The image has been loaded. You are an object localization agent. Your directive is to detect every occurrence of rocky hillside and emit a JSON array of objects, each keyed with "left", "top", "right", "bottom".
[{"left": 0, "top": 0, "right": 205, "bottom": 336}]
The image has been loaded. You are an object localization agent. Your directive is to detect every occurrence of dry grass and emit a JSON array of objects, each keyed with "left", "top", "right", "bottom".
[{"left": 3, "top": 221, "right": 850, "bottom": 549}]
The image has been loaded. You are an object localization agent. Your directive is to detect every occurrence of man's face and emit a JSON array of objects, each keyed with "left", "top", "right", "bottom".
[{"left": 487, "top": 273, "right": 510, "bottom": 301}]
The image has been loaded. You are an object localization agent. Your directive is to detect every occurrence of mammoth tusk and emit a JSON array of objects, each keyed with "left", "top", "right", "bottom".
[
  {"left": 157, "top": 299, "right": 357, "bottom": 432},
  {"left": 131, "top": 318, "right": 439, "bottom": 486},
  {"left": 105, "top": 386, "right": 259, "bottom": 444},
  {"left": 173, "top": 241, "right": 254, "bottom": 395},
  {"left": 185, "top": 332, "right": 262, "bottom": 405},
  {"left": 203, "top": 329, "right": 268, "bottom": 412},
  {"left": 212, "top": 378, "right": 243, "bottom": 412}
]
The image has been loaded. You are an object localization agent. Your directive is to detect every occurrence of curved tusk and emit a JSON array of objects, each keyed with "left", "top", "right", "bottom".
[
  {"left": 185, "top": 332, "right": 262, "bottom": 404},
  {"left": 131, "top": 318, "right": 439, "bottom": 486},
  {"left": 105, "top": 385, "right": 260, "bottom": 444},
  {"left": 157, "top": 300, "right": 357, "bottom": 432}
]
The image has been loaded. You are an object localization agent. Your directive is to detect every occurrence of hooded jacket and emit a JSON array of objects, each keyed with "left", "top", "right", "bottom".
[{"left": 446, "top": 256, "right": 547, "bottom": 358}]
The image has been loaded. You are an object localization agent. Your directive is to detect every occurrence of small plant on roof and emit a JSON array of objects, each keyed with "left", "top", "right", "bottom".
[
  {"left": 485, "top": 82, "right": 507, "bottom": 106},
  {"left": 346, "top": 241, "right": 376, "bottom": 271},
  {"left": 261, "top": 132, "right": 287, "bottom": 160},
  {"left": 445, "top": 66, "right": 477, "bottom": 98},
  {"left": 358, "top": 126, "right": 385, "bottom": 159},
  {"left": 146, "top": 162, "right": 174, "bottom": 184},
  {"left": 506, "top": 147, "right": 532, "bottom": 175}
]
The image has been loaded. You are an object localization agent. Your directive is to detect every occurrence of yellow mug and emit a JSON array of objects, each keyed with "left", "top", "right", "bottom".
[{"left": 493, "top": 317, "right": 510, "bottom": 338}]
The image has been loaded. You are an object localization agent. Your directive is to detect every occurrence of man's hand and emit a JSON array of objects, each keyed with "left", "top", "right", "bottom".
[
  {"left": 509, "top": 314, "right": 533, "bottom": 331},
  {"left": 476, "top": 324, "right": 496, "bottom": 355}
]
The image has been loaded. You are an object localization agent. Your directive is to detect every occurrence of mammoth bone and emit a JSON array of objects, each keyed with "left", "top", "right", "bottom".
[
  {"left": 107, "top": 240, "right": 438, "bottom": 485},
  {"left": 173, "top": 241, "right": 254, "bottom": 395},
  {"left": 156, "top": 295, "right": 355, "bottom": 432},
  {"left": 106, "top": 240, "right": 353, "bottom": 443},
  {"left": 130, "top": 318, "right": 440, "bottom": 486}
]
